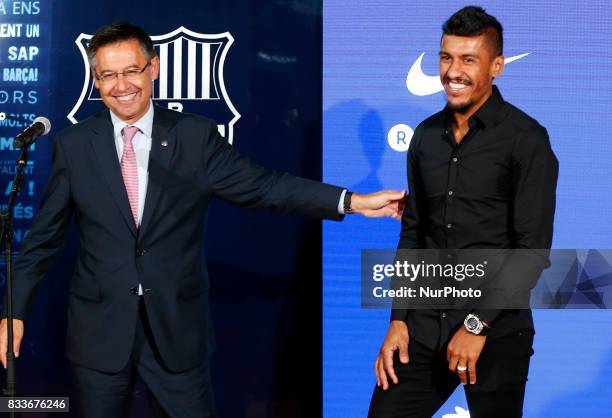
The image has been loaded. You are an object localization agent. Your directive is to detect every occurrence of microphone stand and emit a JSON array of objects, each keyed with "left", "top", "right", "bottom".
[{"left": 1, "top": 145, "right": 29, "bottom": 417}]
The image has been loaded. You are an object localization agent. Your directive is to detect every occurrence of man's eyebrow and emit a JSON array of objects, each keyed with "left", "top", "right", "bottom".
[
  {"left": 99, "top": 65, "right": 141, "bottom": 73},
  {"left": 438, "top": 51, "right": 480, "bottom": 59}
]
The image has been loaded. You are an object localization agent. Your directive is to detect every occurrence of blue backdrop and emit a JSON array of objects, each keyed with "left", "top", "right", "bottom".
[{"left": 323, "top": 1, "right": 612, "bottom": 417}]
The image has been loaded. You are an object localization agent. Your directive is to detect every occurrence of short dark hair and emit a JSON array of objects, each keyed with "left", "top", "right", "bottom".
[
  {"left": 442, "top": 6, "right": 503, "bottom": 56},
  {"left": 87, "top": 22, "right": 156, "bottom": 69}
]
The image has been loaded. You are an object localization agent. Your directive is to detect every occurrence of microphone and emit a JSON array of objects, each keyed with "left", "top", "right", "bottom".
[{"left": 14, "top": 116, "right": 51, "bottom": 148}]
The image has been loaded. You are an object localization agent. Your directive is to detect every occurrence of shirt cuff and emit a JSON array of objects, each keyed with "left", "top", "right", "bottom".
[
  {"left": 390, "top": 309, "right": 409, "bottom": 322},
  {"left": 338, "top": 189, "right": 347, "bottom": 214}
]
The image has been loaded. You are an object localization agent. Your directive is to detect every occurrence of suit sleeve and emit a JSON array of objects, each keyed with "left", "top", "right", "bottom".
[
  {"left": 472, "top": 126, "right": 558, "bottom": 325},
  {"left": 202, "top": 123, "right": 345, "bottom": 221},
  {"left": 4, "top": 135, "right": 73, "bottom": 319},
  {"left": 391, "top": 126, "right": 424, "bottom": 321}
]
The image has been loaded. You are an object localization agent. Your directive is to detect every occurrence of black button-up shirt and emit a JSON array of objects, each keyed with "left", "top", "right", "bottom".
[{"left": 392, "top": 86, "right": 558, "bottom": 348}]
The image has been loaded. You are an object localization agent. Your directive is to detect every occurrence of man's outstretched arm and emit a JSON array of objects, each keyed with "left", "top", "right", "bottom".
[{"left": 201, "top": 119, "right": 406, "bottom": 221}]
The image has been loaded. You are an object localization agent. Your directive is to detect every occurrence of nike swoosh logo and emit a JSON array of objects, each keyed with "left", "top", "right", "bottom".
[{"left": 406, "top": 52, "right": 530, "bottom": 96}]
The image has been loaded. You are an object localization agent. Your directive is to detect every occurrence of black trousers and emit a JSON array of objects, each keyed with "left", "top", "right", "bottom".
[
  {"left": 368, "top": 330, "right": 534, "bottom": 418},
  {"left": 71, "top": 298, "right": 216, "bottom": 418}
]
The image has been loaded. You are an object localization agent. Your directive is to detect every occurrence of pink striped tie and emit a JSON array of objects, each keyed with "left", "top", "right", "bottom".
[{"left": 121, "top": 126, "right": 139, "bottom": 226}]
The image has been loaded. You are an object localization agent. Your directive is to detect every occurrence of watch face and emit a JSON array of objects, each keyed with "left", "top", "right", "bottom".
[{"left": 466, "top": 317, "right": 479, "bottom": 331}]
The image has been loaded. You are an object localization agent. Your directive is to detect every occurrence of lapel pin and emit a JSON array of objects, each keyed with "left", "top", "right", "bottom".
[{"left": 161, "top": 140, "right": 168, "bottom": 147}]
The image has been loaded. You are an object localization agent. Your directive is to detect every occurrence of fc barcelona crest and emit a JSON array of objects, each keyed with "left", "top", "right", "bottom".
[{"left": 68, "top": 26, "right": 241, "bottom": 144}]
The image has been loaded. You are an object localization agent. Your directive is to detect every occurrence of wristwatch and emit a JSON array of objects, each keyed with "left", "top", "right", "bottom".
[
  {"left": 343, "top": 191, "right": 354, "bottom": 214},
  {"left": 464, "top": 313, "right": 490, "bottom": 336}
]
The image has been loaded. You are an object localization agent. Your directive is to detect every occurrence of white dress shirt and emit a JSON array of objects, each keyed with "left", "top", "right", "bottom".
[
  {"left": 109, "top": 101, "right": 154, "bottom": 295},
  {"left": 109, "top": 100, "right": 154, "bottom": 226}
]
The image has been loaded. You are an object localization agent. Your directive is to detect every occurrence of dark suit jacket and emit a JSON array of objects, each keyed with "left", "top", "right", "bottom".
[{"left": 12, "top": 106, "right": 343, "bottom": 373}]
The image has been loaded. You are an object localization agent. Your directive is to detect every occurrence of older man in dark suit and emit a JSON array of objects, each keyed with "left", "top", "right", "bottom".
[{"left": 0, "top": 23, "right": 404, "bottom": 418}]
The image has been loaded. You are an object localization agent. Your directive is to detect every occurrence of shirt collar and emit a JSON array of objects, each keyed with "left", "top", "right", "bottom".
[
  {"left": 109, "top": 99, "right": 154, "bottom": 138},
  {"left": 443, "top": 85, "right": 505, "bottom": 129}
]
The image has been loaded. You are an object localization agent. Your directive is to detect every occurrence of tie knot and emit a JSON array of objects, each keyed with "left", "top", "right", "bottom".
[{"left": 122, "top": 126, "right": 139, "bottom": 144}]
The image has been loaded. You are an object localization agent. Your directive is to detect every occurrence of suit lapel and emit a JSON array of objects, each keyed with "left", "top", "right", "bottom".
[
  {"left": 88, "top": 110, "right": 138, "bottom": 237},
  {"left": 138, "top": 107, "right": 177, "bottom": 239}
]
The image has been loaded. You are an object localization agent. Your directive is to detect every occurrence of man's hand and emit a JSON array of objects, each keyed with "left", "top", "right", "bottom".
[
  {"left": 351, "top": 190, "right": 406, "bottom": 220},
  {"left": 0, "top": 318, "right": 24, "bottom": 369},
  {"left": 374, "top": 320, "right": 409, "bottom": 390},
  {"left": 446, "top": 326, "right": 486, "bottom": 385}
]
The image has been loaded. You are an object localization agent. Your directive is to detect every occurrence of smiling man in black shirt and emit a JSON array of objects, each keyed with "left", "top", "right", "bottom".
[{"left": 368, "top": 6, "right": 558, "bottom": 418}]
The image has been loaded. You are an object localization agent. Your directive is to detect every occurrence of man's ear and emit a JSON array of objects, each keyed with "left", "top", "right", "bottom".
[
  {"left": 491, "top": 55, "right": 504, "bottom": 79},
  {"left": 92, "top": 68, "right": 100, "bottom": 89},
  {"left": 150, "top": 56, "right": 160, "bottom": 81}
]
